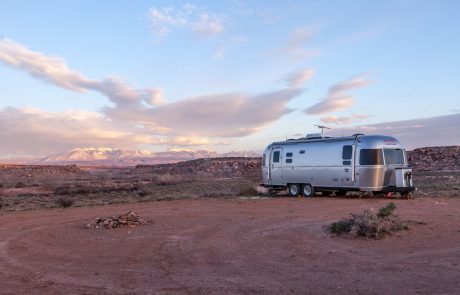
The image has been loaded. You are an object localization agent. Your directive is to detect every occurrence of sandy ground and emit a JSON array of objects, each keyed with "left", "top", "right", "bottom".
[{"left": 0, "top": 197, "right": 459, "bottom": 294}]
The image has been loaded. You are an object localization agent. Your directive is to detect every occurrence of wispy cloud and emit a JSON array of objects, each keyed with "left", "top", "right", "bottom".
[
  {"left": 279, "top": 26, "right": 320, "bottom": 61},
  {"left": 284, "top": 68, "right": 315, "bottom": 88},
  {"left": 320, "top": 114, "right": 371, "bottom": 125},
  {"left": 304, "top": 74, "right": 372, "bottom": 114},
  {"left": 213, "top": 36, "right": 247, "bottom": 59},
  {"left": 328, "top": 114, "right": 460, "bottom": 150},
  {"left": 0, "top": 38, "right": 165, "bottom": 107},
  {"left": 148, "top": 4, "right": 226, "bottom": 40}
]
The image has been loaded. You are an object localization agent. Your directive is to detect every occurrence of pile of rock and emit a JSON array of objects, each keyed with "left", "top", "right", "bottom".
[{"left": 86, "top": 211, "right": 146, "bottom": 229}]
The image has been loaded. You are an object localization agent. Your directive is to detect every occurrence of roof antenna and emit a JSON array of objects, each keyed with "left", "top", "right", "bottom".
[{"left": 315, "top": 125, "right": 331, "bottom": 135}]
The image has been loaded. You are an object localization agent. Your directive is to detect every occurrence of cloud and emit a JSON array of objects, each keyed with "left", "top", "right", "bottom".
[
  {"left": 106, "top": 88, "right": 303, "bottom": 137},
  {"left": 0, "top": 107, "right": 211, "bottom": 157},
  {"left": 284, "top": 68, "right": 315, "bottom": 88},
  {"left": 148, "top": 4, "right": 226, "bottom": 39},
  {"left": 0, "top": 38, "right": 164, "bottom": 107},
  {"left": 279, "top": 26, "right": 320, "bottom": 61},
  {"left": 327, "top": 114, "right": 460, "bottom": 150},
  {"left": 0, "top": 38, "right": 305, "bottom": 156},
  {"left": 213, "top": 36, "right": 247, "bottom": 59},
  {"left": 320, "top": 114, "right": 371, "bottom": 125},
  {"left": 304, "top": 74, "right": 372, "bottom": 114}
]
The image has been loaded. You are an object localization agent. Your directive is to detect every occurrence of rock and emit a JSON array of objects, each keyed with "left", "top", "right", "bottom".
[
  {"left": 86, "top": 211, "right": 146, "bottom": 230},
  {"left": 407, "top": 146, "right": 460, "bottom": 171}
]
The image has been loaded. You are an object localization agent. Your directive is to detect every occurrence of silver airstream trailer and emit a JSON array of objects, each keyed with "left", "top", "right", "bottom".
[{"left": 261, "top": 133, "right": 414, "bottom": 197}]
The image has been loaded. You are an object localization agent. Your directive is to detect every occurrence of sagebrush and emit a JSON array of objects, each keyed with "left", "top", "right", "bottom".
[{"left": 329, "top": 202, "right": 408, "bottom": 239}]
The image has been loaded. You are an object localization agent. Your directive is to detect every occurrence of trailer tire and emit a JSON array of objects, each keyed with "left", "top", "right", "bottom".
[
  {"left": 288, "top": 184, "right": 300, "bottom": 197},
  {"left": 302, "top": 184, "right": 315, "bottom": 197}
]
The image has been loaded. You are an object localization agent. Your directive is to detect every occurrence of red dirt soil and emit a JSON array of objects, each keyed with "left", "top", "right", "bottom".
[{"left": 0, "top": 197, "right": 459, "bottom": 294}]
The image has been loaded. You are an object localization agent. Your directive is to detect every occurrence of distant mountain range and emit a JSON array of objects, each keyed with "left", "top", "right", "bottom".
[{"left": 16, "top": 147, "right": 260, "bottom": 166}]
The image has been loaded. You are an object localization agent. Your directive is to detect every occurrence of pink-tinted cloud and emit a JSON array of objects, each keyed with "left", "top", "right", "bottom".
[
  {"left": 328, "top": 113, "right": 460, "bottom": 149},
  {"left": 0, "top": 38, "right": 164, "bottom": 107},
  {"left": 284, "top": 68, "right": 315, "bottom": 88},
  {"left": 304, "top": 74, "right": 372, "bottom": 114},
  {"left": 320, "top": 114, "right": 371, "bottom": 125}
]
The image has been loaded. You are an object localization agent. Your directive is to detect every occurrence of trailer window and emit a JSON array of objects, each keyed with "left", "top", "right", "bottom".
[
  {"left": 384, "top": 148, "right": 405, "bottom": 165},
  {"left": 299, "top": 150, "right": 305, "bottom": 154},
  {"left": 286, "top": 152, "right": 293, "bottom": 157},
  {"left": 286, "top": 159, "right": 292, "bottom": 164},
  {"left": 342, "top": 145, "right": 352, "bottom": 165},
  {"left": 359, "top": 149, "right": 384, "bottom": 165},
  {"left": 272, "top": 151, "right": 280, "bottom": 163}
]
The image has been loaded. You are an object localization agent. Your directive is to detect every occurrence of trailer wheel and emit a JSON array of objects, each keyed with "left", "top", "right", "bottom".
[
  {"left": 288, "top": 184, "right": 300, "bottom": 197},
  {"left": 302, "top": 184, "right": 315, "bottom": 197}
]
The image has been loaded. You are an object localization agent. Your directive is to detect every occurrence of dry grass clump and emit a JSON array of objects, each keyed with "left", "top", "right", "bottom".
[
  {"left": 56, "top": 197, "right": 75, "bottom": 208},
  {"left": 238, "top": 185, "right": 259, "bottom": 196},
  {"left": 15, "top": 181, "right": 26, "bottom": 188},
  {"left": 153, "top": 174, "right": 184, "bottom": 186},
  {"left": 329, "top": 203, "right": 408, "bottom": 239}
]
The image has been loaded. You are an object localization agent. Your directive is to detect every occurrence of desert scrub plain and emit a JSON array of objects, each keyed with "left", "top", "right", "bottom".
[
  {"left": 0, "top": 149, "right": 460, "bottom": 212},
  {"left": 0, "top": 151, "right": 460, "bottom": 294},
  {"left": 0, "top": 158, "right": 262, "bottom": 212}
]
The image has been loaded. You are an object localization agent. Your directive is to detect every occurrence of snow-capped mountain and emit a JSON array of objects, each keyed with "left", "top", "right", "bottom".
[
  {"left": 37, "top": 147, "right": 260, "bottom": 166},
  {"left": 40, "top": 147, "right": 154, "bottom": 162}
]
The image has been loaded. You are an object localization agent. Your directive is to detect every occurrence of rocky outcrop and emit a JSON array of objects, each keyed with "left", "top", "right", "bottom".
[
  {"left": 135, "top": 157, "right": 262, "bottom": 178},
  {"left": 407, "top": 146, "right": 460, "bottom": 171},
  {"left": 0, "top": 164, "right": 84, "bottom": 179}
]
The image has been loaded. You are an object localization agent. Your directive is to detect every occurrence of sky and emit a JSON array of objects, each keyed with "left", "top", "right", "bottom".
[{"left": 0, "top": 0, "right": 459, "bottom": 158}]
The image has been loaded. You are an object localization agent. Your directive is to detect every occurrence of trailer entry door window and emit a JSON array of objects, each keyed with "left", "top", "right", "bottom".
[
  {"left": 342, "top": 145, "right": 352, "bottom": 165},
  {"left": 359, "top": 149, "right": 384, "bottom": 165},
  {"left": 272, "top": 151, "right": 280, "bottom": 163},
  {"left": 383, "top": 148, "right": 405, "bottom": 165}
]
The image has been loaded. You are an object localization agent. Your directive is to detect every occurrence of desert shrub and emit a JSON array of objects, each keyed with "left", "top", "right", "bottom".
[
  {"left": 238, "top": 185, "right": 258, "bottom": 196},
  {"left": 15, "top": 181, "right": 26, "bottom": 188},
  {"left": 56, "top": 197, "right": 75, "bottom": 208},
  {"left": 154, "top": 174, "right": 183, "bottom": 186},
  {"left": 136, "top": 187, "right": 151, "bottom": 197},
  {"left": 378, "top": 202, "right": 396, "bottom": 217},
  {"left": 72, "top": 187, "right": 93, "bottom": 194},
  {"left": 55, "top": 185, "right": 73, "bottom": 195},
  {"left": 329, "top": 202, "right": 407, "bottom": 239}
]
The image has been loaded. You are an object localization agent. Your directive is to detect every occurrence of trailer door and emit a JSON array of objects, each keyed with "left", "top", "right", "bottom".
[
  {"left": 269, "top": 147, "right": 283, "bottom": 185},
  {"left": 341, "top": 145, "right": 354, "bottom": 187}
]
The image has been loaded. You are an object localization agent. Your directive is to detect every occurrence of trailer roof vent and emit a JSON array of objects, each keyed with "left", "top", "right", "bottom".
[{"left": 306, "top": 133, "right": 323, "bottom": 140}]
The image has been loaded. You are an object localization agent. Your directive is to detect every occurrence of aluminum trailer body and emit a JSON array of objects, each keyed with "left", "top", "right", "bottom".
[{"left": 261, "top": 134, "right": 415, "bottom": 197}]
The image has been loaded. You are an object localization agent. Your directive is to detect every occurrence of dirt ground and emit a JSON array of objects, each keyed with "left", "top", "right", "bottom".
[{"left": 0, "top": 197, "right": 459, "bottom": 294}]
